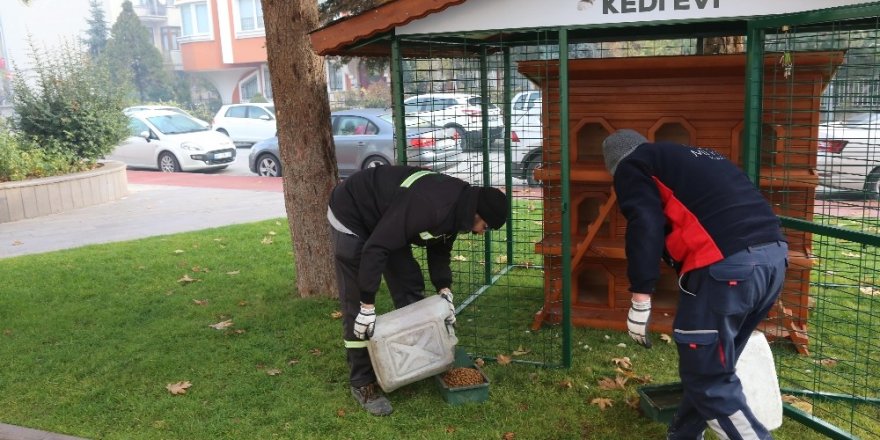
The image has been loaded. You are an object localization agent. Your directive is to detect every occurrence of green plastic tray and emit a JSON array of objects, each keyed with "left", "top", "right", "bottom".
[
  {"left": 637, "top": 383, "right": 683, "bottom": 425},
  {"left": 434, "top": 348, "right": 489, "bottom": 405}
]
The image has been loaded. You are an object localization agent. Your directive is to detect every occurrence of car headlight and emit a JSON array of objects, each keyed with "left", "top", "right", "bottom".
[{"left": 180, "top": 142, "right": 204, "bottom": 152}]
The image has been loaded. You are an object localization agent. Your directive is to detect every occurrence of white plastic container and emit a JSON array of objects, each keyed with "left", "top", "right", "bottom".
[
  {"left": 367, "top": 295, "right": 458, "bottom": 393},
  {"left": 737, "top": 331, "right": 782, "bottom": 430}
]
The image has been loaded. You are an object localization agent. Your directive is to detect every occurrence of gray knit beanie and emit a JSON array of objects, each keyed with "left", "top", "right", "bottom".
[{"left": 602, "top": 129, "right": 648, "bottom": 176}]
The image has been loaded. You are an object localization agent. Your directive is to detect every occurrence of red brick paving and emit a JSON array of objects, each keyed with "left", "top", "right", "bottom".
[{"left": 127, "top": 170, "right": 283, "bottom": 192}]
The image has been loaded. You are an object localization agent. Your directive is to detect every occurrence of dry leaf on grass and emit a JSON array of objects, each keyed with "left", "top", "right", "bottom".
[
  {"left": 496, "top": 354, "right": 512, "bottom": 365},
  {"left": 558, "top": 379, "right": 573, "bottom": 389},
  {"left": 261, "top": 236, "right": 273, "bottom": 245},
  {"left": 209, "top": 319, "right": 234, "bottom": 330},
  {"left": 841, "top": 251, "right": 860, "bottom": 258},
  {"left": 336, "top": 408, "right": 346, "bottom": 417},
  {"left": 660, "top": 334, "right": 673, "bottom": 344},
  {"left": 502, "top": 432, "right": 515, "bottom": 440},
  {"left": 625, "top": 395, "right": 640, "bottom": 409},
  {"left": 177, "top": 274, "right": 199, "bottom": 284},
  {"left": 782, "top": 395, "right": 813, "bottom": 414},
  {"left": 859, "top": 286, "right": 880, "bottom": 296},
  {"left": 309, "top": 348, "right": 323, "bottom": 356},
  {"left": 288, "top": 358, "right": 300, "bottom": 365},
  {"left": 452, "top": 255, "right": 467, "bottom": 262},
  {"left": 474, "top": 358, "right": 485, "bottom": 368},
  {"left": 266, "top": 368, "right": 282, "bottom": 376},
  {"left": 611, "top": 356, "right": 632, "bottom": 370},
  {"left": 192, "top": 299, "right": 208, "bottom": 306},
  {"left": 166, "top": 381, "right": 192, "bottom": 395},
  {"left": 238, "top": 301, "right": 248, "bottom": 307},
  {"left": 226, "top": 270, "right": 240, "bottom": 275},
  {"left": 815, "top": 358, "right": 838, "bottom": 368},
  {"left": 330, "top": 311, "right": 343, "bottom": 319},
  {"left": 598, "top": 377, "right": 623, "bottom": 390},
  {"left": 191, "top": 266, "right": 209, "bottom": 273},
  {"left": 495, "top": 255, "right": 508, "bottom": 265},
  {"left": 512, "top": 345, "right": 530, "bottom": 356},
  {"left": 267, "top": 231, "right": 277, "bottom": 236},
  {"left": 445, "top": 426, "right": 456, "bottom": 434},
  {"left": 591, "top": 397, "right": 614, "bottom": 410},
  {"left": 173, "top": 249, "right": 185, "bottom": 254}
]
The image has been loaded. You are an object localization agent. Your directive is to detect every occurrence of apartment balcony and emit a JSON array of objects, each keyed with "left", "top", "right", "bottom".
[{"left": 134, "top": 2, "right": 168, "bottom": 22}]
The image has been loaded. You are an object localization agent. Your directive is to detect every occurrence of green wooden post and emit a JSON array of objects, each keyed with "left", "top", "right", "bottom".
[
  {"left": 390, "top": 36, "right": 406, "bottom": 162},
  {"left": 559, "top": 28, "right": 572, "bottom": 368}
]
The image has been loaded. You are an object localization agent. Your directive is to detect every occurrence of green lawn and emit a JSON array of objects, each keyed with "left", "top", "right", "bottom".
[{"left": 0, "top": 220, "right": 846, "bottom": 439}]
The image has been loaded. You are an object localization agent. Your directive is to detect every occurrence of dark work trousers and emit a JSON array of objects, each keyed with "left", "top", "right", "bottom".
[
  {"left": 667, "top": 241, "right": 788, "bottom": 440},
  {"left": 331, "top": 228, "right": 426, "bottom": 387}
]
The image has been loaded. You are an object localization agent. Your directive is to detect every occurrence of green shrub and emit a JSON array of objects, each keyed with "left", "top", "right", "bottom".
[
  {"left": 0, "top": 130, "right": 85, "bottom": 182},
  {"left": 11, "top": 42, "right": 129, "bottom": 166}
]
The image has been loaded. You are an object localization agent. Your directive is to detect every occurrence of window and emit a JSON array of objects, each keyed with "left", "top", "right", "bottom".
[
  {"left": 248, "top": 106, "right": 271, "bottom": 120},
  {"left": 334, "top": 116, "right": 373, "bottom": 136},
  {"left": 161, "top": 27, "right": 180, "bottom": 51},
  {"left": 128, "top": 118, "right": 150, "bottom": 136},
  {"left": 238, "top": 0, "right": 264, "bottom": 32},
  {"left": 241, "top": 75, "right": 259, "bottom": 102},
  {"left": 226, "top": 106, "right": 247, "bottom": 118},
  {"left": 180, "top": 1, "right": 209, "bottom": 37},
  {"left": 262, "top": 65, "right": 273, "bottom": 100},
  {"left": 328, "top": 62, "right": 344, "bottom": 91}
]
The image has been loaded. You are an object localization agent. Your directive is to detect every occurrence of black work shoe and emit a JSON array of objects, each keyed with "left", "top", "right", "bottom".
[{"left": 351, "top": 383, "right": 393, "bottom": 416}]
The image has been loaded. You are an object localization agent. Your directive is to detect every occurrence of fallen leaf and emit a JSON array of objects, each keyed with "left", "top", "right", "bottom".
[
  {"left": 3, "top": 329, "right": 12, "bottom": 336},
  {"left": 445, "top": 426, "right": 456, "bottom": 434},
  {"left": 474, "top": 358, "right": 485, "bottom": 368},
  {"left": 11, "top": 240, "right": 23, "bottom": 246},
  {"left": 598, "top": 377, "right": 623, "bottom": 390},
  {"left": 859, "top": 286, "right": 880, "bottom": 296},
  {"left": 496, "top": 354, "right": 512, "bottom": 365},
  {"left": 288, "top": 358, "right": 300, "bottom": 365},
  {"left": 191, "top": 266, "right": 209, "bottom": 273},
  {"left": 173, "top": 249, "right": 184, "bottom": 254},
  {"left": 261, "top": 236, "right": 273, "bottom": 245},
  {"left": 266, "top": 368, "right": 282, "bottom": 376},
  {"left": 495, "top": 255, "right": 508, "bottom": 264},
  {"left": 213, "top": 238, "right": 223, "bottom": 242},
  {"left": 309, "top": 348, "right": 323, "bottom": 356},
  {"left": 616, "top": 343, "right": 627, "bottom": 348},
  {"left": 452, "top": 255, "right": 467, "bottom": 262},
  {"left": 625, "top": 395, "right": 640, "bottom": 409},
  {"left": 238, "top": 301, "right": 248, "bottom": 307},
  {"left": 782, "top": 395, "right": 813, "bottom": 413},
  {"left": 330, "top": 311, "right": 343, "bottom": 319},
  {"left": 591, "top": 397, "right": 614, "bottom": 410},
  {"left": 841, "top": 251, "right": 860, "bottom": 258},
  {"left": 816, "top": 358, "right": 838, "bottom": 368},
  {"left": 226, "top": 270, "right": 240, "bottom": 275},
  {"left": 660, "top": 334, "right": 673, "bottom": 344},
  {"left": 502, "top": 432, "right": 515, "bottom": 440},
  {"left": 209, "top": 319, "right": 234, "bottom": 330},
  {"left": 612, "top": 356, "right": 632, "bottom": 370},
  {"left": 166, "top": 381, "right": 192, "bottom": 395},
  {"left": 177, "top": 274, "right": 199, "bottom": 285},
  {"left": 192, "top": 299, "right": 208, "bottom": 306},
  {"left": 268, "top": 231, "right": 277, "bottom": 236},
  {"left": 336, "top": 408, "right": 346, "bottom": 417},
  {"left": 558, "top": 379, "right": 573, "bottom": 389},
  {"left": 512, "top": 345, "right": 530, "bottom": 356},
  {"left": 232, "top": 329, "right": 246, "bottom": 335},
  {"left": 615, "top": 375, "right": 629, "bottom": 388}
]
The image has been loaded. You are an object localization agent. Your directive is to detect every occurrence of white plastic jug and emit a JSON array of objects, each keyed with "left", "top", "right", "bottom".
[
  {"left": 367, "top": 295, "right": 458, "bottom": 393},
  {"left": 737, "top": 331, "right": 782, "bottom": 430}
]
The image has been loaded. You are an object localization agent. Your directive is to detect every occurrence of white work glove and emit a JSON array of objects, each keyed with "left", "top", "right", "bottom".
[
  {"left": 353, "top": 304, "right": 376, "bottom": 340},
  {"left": 439, "top": 288, "right": 456, "bottom": 326},
  {"left": 627, "top": 297, "right": 652, "bottom": 348}
]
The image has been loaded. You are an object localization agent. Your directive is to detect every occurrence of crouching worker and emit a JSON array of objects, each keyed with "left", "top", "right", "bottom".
[
  {"left": 327, "top": 165, "right": 508, "bottom": 416},
  {"left": 602, "top": 129, "right": 787, "bottom": 439}
]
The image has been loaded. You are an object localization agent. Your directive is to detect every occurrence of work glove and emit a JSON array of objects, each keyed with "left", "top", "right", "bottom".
[
  {"left": 353, "top": 304, "right": 376, "bottom": 340},
  {"left": 439, "top": 288, "right": 456, "bottom": 326},
  {"left": 627, "top": 297, "right": 652, "bottom": 348}
]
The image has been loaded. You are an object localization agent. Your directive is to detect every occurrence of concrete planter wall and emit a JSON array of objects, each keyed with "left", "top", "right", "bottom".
[{"left": 0, "top": 161, "right": 128, "bottom": 224}]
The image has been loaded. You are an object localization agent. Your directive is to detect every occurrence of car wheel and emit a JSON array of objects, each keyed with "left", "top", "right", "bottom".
[
  {"left": 445, "top": 124, "right": 472, "bottom": 151},
  {"left": 526, "top": 156, "right": 543, "bottom": 187},
  {"left": 158, "top": 152, "right": 181, "bottom": 172},
  {"left": 864, "top": 168, "right": 880, "bottom": 199},
  {"left": 257, "top": 153, "right": 282, "bottom": 177},
  {"left": 362, "top": 155, "right": 390, "bottom": 170}
]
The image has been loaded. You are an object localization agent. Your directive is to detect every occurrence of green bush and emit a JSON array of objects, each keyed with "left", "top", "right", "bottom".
[
  {"left": 0, "top": 129, "right": 84, "bottom": 182},
  {"left": 11, "top": 42, "right": 129, "bottom": 167}
]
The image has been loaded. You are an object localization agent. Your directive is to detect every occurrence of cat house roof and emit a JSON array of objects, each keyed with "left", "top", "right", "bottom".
[{"left": 310, "top": 0, "right": 878, "bottom": 57}]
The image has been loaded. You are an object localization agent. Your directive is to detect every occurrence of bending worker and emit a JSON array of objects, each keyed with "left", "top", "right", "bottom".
[
  {"left": 327, "top": 165, "right": 508, "bottom": 416},
  {"left": 602, "top": 129, "right": 787, "bottom": 440}
]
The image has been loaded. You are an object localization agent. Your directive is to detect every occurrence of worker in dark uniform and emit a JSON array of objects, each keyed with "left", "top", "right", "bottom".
[
  {"left": 327, "top": 165, "right": 508, "bottom": 416},
  {"left": 602, "top": 129, "right": 787, "bottom": 440}
]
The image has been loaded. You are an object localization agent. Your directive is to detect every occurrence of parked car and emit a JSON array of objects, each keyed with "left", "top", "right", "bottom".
[
  {"left": 123, "top": 105, "right": 209, "bottom": 127},
  {"left": 403, "top": 93, "right": 503, "bottom": 151},
  {"left": 248, "top": 108, "right": 460, "bottom": 178},
  {"left": 511, "top": 90, "right": 543, "bottom": 186},
  {"left": 818, "top": 112, "right": 880, "bottom": 197},
  {"left": 212, "top": 103, "right": 276, "bottom": 146},
  {"left": 107, "top": 110, "right": 236, "bottom": 172}
]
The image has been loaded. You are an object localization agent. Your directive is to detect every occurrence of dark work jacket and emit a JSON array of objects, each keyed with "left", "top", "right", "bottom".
[
  {"left": 328, "top": 166, "right": 480, "bottom": 304},
  {"left": 613, "top": 142, "right": 785, "bottom": 294}
]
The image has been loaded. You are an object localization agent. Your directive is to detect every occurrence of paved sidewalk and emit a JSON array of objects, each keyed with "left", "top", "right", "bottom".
[
  {"left": 1, "top": 171, "right": 286, "bottom": 259},
  {"left": 0, "top": 423, "right": 88, "bottom": 440}
]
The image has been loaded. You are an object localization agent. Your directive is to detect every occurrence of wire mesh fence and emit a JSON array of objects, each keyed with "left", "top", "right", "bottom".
[{"left": 382, "top": 7, "right": 880, "bottom": 436}]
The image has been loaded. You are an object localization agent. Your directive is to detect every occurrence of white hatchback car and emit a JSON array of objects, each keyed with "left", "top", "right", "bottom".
[
  {"left": 403, "top": 93, "right": 503, "bottom": 151},
  {"left": 212, "top": 103, "right": 276, "bottom": 146},
  {"left": 107, "top": 110, "right": 236, "bottom": 172},
  {"left": 818, "top": 112, "right": 880, "bottom": 197}
]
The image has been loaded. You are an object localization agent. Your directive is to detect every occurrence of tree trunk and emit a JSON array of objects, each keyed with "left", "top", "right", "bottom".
[{"left": 262, "top": 0, "right": 338, "bottom": 299}]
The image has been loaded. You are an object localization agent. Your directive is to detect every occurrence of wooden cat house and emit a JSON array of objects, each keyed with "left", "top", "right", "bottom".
[{"left": 521, "top": 52, "right": 843, "bottom": 353}]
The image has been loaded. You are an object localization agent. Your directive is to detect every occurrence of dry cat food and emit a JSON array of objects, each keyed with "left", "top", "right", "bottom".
[{"left": 442, "top": 367, "right": 485, "bottom": 387}]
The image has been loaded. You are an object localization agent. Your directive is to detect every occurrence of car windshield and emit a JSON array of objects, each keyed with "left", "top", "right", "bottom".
[
  {"left": 466, "top": 97, "right": 499, "bottom": 110},
  {"left": 265, "top": 105, "right": 276, "bottom": 116},
  {"left": 146, "top": 114, "right": 208, "bottom": 134}
]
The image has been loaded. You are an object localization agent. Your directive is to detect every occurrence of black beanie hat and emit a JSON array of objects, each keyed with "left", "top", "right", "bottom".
[{"left": 476, "top": 187, "right": 508, "bottom": 230}]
